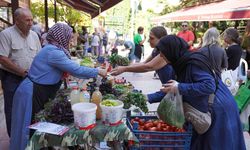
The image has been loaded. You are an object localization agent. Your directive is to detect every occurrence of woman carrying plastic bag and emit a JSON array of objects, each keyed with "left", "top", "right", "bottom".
[{"left": 156, "top": 35, "right": 246, "bottom": 150}]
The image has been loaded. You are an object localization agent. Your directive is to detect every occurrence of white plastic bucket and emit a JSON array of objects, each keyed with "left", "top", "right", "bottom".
[
  {"left": 72, "top": 102, "right": 97, "bottom": 129},
  {"left": 100, "top": 100, "right": 124, "bottom": 126}
]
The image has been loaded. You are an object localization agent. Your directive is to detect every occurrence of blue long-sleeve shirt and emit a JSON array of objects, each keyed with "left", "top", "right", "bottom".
[{"left": 147, "top": 50, "right": 175, "bottom": 103}]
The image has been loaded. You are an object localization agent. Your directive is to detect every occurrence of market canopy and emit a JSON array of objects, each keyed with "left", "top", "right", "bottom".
[
  {"left": 151, "top": 0, "right": 250, "bottom": 24},
  {"left": 62, "top": 0, "right": 123, "bottom": 18}
]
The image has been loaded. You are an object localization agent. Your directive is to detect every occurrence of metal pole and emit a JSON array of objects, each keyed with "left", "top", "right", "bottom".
[
  {"left": 11, "top": 0, "right": 19, "bottom": 23},
  {"left": 54, "top": 0, "right": 57, "bottom": 23},
  {"left": 44, "top": 0, "right": 49, "bottom": 31},
  {"left": 130, "top": 0, "right": 135, "bottom": 40}
]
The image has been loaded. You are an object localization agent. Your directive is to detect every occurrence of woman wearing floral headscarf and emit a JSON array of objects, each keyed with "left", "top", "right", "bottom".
[
  {"left": 10, "top": 23, "right": 107, "bottom": 150},
  {"left": 158, "top": 35, "right": 246, "bottom": 150}
]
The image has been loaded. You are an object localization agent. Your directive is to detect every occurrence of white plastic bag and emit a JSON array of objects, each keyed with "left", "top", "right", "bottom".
[{"left": 221, "top": 69, "right": 237, "bottom": 95}]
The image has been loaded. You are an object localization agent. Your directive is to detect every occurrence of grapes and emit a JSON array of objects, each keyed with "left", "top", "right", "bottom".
[{"left": 99, "top": 78, "right": 113, "bottom": 95}]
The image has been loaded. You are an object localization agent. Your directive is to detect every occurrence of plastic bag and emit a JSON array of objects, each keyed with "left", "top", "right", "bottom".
[
  {"left": 234, "top": 79, "right": 250, "bottom": 112},
  {"left": 157, "top": 91, "right": 185, "bottom": 128}
]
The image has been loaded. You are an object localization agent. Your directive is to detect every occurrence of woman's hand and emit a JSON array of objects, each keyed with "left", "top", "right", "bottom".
[
  {"left": 110, "top": 66, "right": 126, "bottom": 76},
  {"left": 98, "top": 68, "right": 107, "bottom": 78},
  {"left": 160, "top": 80, "right": 179, "bottom": 94}
]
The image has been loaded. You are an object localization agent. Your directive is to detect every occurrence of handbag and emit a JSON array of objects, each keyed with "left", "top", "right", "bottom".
[
  {"left": 182, "top": 46, "right": 218, "bottom": 134},
  {"left": 183, "top": 93, "right": 215, "bottom": 134}
]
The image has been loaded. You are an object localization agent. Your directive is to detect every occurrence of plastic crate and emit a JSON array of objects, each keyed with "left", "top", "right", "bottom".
[{"left": 127, "top": 115, "right": 192, "bottom": 150}]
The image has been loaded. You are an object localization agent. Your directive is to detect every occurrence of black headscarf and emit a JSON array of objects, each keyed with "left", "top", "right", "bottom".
[{"left": 156, "top": 35, "right": 216, "bottom": 80}]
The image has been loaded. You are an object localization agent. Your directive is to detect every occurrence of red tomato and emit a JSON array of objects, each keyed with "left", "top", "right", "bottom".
[
  {"left": 138, "top": 126, "right": 144, "bottom": 131},
  {"left": 144, "top": 122, "right": 153, "bottom": 130},
  {"left": 171, "top": 126, "right": 177, "bottom": 132},
  {"left": 180, "top": 128, "right": 186, "bottom": 132},
  {"left": 130, "top": 120, "right": 135, "bottom": 125},
  {"left": 138, "top": 119, "right": 145, "bottom": 125},
  {"left": 157, "top": 123, "right": 162, "bottom": 128},
  {"left": 176, "top": 128, "right": 182, "bottom": 132},
  {"left": 134, "top": 117, "right": 140, "bottom": 121},
  {"left": 146, "top": 120, "right": 153, "bottom": 124},
  {"left": 159, "top": 120, "right": 164, "bottom": 124},
  {"left": 149, "top": 127, "right": 157, "bottom": 131},
  {"left": 161, "top": 123, "right": 167, "bottom": 128},
  {"left": 156, "top": 123, "right": 162, "bottom": 131},
  {"left": 153, "top": 120, "right": 159, "bottom": 126},
  {"left": 162, "top": 128, "right": 168, "bottom": 132}
]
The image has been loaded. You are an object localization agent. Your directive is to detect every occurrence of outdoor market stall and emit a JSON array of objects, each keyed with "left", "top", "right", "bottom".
[{"left": 25, "top": 55, "right": 250, "bottom": 150}]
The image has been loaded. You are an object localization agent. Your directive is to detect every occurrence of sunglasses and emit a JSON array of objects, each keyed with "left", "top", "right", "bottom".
[{"left": 182, "top": 25, "right": 188, "bottom": 27}]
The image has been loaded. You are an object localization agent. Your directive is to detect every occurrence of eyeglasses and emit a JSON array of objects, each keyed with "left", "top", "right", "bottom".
[{"left": 182, "top": 25, "right": 188, "bottom": 27}]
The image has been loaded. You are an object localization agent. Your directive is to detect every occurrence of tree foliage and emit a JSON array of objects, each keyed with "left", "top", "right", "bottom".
[
  {"left": 30, "top": 0, "right": 91, "bottom": 31},
  {"left": 103, "top": 0, "right": 131, "bottom": 35}
]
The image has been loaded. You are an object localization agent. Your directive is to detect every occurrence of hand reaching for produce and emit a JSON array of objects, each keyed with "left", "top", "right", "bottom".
[
  {"left": 110, "top": 66, "right": 126, "bottom": 76},
  {"left": 98, "top": 68, "right": 108, "bottom": 78},
  {"left": 160, "top": 80, "right": 179, "bottom": 94}
]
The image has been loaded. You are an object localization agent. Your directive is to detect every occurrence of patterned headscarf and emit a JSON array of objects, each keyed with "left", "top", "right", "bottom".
[{"left": 46, "top": 23, "right": 73, "bottom": 58}]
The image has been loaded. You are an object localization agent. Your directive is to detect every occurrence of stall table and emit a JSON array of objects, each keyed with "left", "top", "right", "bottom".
[{"left": 26, "top": 119, "right": 138, "bottom": 150}]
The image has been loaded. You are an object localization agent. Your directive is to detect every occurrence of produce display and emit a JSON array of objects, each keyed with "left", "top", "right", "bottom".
[
  {"left": 109, "top": 54, "right": 129, "bottom": 67},
  {"left": 34, "top": 89, "right": 73, "bottom": 124},
  {"left": 101, "top": 100, "right": 119, "bottom": 106},
  {"left": 130, "top": 117, "right": 186, "bottom": 132},
  {"left": 35, "top": 71, "right": 149, "bottom": 127},
  {"left": 99, "top": 78, "right": 113, "bottom": 95},
  {"left": 121, "top": 91, "right": 148, "bottom": 113},
  {"left": 80, "top": 57, "right": 94, "bottom": 67},
  {"left": 112, "top": 84, "right": 130, "bottom": 96},
  {"left": 103, "top": 94, "right": 117, "bottom": 100}
]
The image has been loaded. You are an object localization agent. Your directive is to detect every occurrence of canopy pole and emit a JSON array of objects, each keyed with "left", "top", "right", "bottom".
[
  {"left": 44, "top": 0, "right": 49, "bottom": 31},
  {"left": 54, "top": 0, "right": 57, "bottom": 23},
  {"left": 11, "top": 0, "right": 19, "bottom": 23}
]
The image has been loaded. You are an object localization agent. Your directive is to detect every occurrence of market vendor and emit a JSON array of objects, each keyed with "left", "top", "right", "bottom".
[
  {"left": 111, "top": 26, "right": 175, "bottom": 103},
  {"left": 10, "top": 23, "right": 107, "bottom": 150}
]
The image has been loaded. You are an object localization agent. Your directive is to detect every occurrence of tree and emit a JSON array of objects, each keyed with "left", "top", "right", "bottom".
[
  {"left": 30, "top": 1, "right": 91, "bottom": 31},
  {"left": 103, "top": 0, "right": 131, "bottom": 35}
]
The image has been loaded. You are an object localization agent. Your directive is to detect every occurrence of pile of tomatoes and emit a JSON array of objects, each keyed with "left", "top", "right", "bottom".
[{"left": 130, "top": 117, "right": 186, "bottom": 132}]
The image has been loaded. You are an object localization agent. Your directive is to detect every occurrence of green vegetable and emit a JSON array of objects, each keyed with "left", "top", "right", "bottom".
[
  {"left": 101, "top": 100, "right": 119, "bottom": 106},
  {"left": 112, "top": 84, "right": 129, "bottom": 96},
  {"left": 109, "top": 54, "right": 129, "bottom": 66},
  {"left": 103, "top": 94, "right": 117, "bottom": 100},
  {"left": 80, "top": 57, "right": 94, "bottom": 67},
  {"left": 157, "top": 94, "right": 185, "bottom": 128},
  {"left": 121, "top": 92, "right": 148, "bottom": 113}
]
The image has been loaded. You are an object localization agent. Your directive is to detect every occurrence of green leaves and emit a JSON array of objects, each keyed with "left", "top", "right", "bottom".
[
  {"left": 109, "top": 54, "right": 129, "bottom": 67},
  {"left": 121, "top": 92, "right": 148, "bottom": 113},
  {"left": 31, "top": 1, "right": 91, "bottom": 29}
]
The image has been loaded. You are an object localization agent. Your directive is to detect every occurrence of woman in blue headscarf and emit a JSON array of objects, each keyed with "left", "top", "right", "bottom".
[
  {"left": 10, "top": 23, "right": 107, "bottom": 150},
  {"left": 158, "top": 35, "right": 246, "bottom": 150}
]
